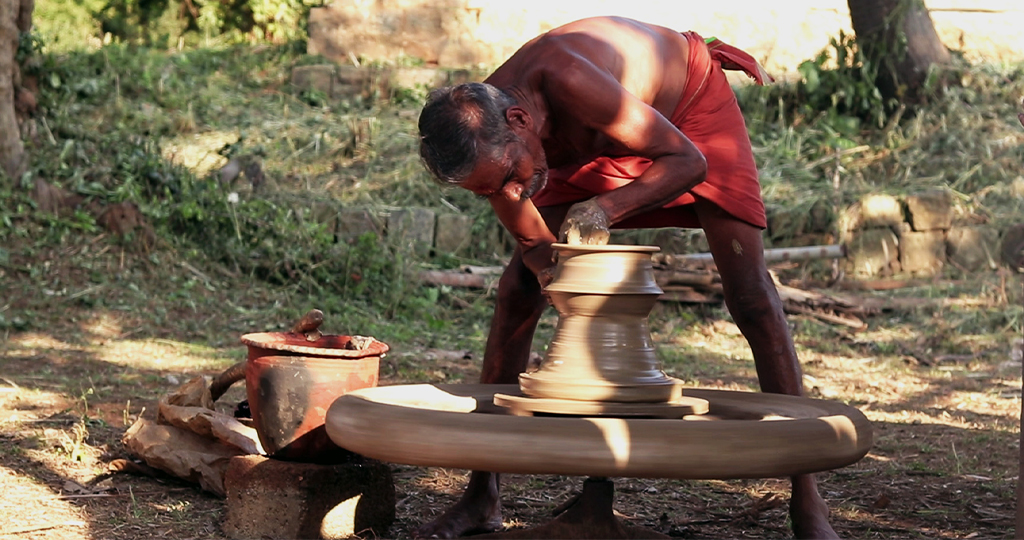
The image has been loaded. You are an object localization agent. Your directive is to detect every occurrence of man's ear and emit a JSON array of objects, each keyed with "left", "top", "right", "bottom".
[{"left": 506, "top": 107, "right": 532, "bottom": 130}]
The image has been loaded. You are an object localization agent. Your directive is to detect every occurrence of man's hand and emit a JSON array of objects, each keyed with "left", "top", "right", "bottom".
[{"left": 559, "top": 198, "right": 611, "bottom": 245}]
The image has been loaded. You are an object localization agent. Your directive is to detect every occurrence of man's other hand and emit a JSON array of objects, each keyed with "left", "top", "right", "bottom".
[{"left": 559, "top": 198, "right": 611, "bottom": 245}]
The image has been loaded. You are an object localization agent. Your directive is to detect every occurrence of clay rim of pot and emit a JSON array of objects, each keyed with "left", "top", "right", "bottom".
[
  {"left": 552, "top": 243, "right": 661, "bottom": 253},
  {"left": 240, "top": 332, "right": 389, "bottom": 358}
]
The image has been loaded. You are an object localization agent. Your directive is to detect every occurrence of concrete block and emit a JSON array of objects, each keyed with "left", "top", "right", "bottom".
[
  {"left": 333, "top": 66, "right": 374, "bottom": 99},
  {"left": 310, "top": 201, "right": 339, "bottom": 236},
  {"left": 900, "top": 230, "right": 946, "bottom": 276},
  {"left": 846, "top": 228, "right": 900, "bottom": 277},
  {"left": 292, "top": 65, "right": 335, "bottom": 97},
  {"left": 905, "top": 189, "right": 953, "bottom": 231},
  {"left": 946, "top": 226, "right": 998, "bottom": 271},
  {"left": 434, "top": 214, "right": 475, "bottom": 254},
  {"left": 223, "top": 454, "right": 395, "bottom": 540},
  {"left": 387, "top": 207, "right": 436, "bottom": 256},
  {"left": 337, "top": 208, "right": 384, "bottom": 242},
  {"left": 859, "top": 194, "right": 904, "bottom": 229}
]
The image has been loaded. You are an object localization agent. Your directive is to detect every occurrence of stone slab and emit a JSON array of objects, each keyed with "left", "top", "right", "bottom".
[
  {"left": 434, "top": 214, "right": 475, "bottom": 254},
  {"left": 223, "top": 454, "right": 395, "bottom": 540},
  {"left": 859, "top": 194, "right": 904, "bottom": 230},
  {"left": 905, "top": 189, "right": 953, "bottom": 231},
  {"left": 846, "top": 228, "right": 900, "bottom": 277},
  {"left": 388, "top": 207, "right": 436, "bottom": 256},
  {"left": 900, "top": 230, "right": 946, "bottom": 276},
  {"left": 292, "top": 65, "right": 335, "bottom": 97},
  {"left": 946, "top": 226, "right": 998, "bottom": 271},
  {"left": 337, "top": 208, "right": 384, "bottom": 242}
]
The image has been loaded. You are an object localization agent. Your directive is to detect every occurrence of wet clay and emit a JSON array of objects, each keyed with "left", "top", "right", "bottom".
[{"left": 516, "top": 244, "right": 681, "bottom": 406}]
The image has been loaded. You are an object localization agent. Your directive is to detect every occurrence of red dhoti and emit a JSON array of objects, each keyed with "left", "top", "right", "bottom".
[{"left": 530, "top": 32, "right": 771, "bottom": 230}]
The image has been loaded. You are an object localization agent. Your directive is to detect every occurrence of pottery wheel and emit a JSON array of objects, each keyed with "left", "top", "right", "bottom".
[{"left": 325, "top": 383, "right": 873, "bottom": 480}]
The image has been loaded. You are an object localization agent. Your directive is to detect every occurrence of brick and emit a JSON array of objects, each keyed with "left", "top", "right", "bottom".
[
  {"left": 223, "top": 454, "right": 395, "bottom": 540},
  {"left": 292, "top": 65, "right": 335, "bottom": 97},
  {"left": 946, "top": 226, "right": 998, "bottom": 271},
  {"left": 846, "top": 228, "right": 900, "bottom": 277},
  {"left": 337, "top": 208, "right": 384, "bottom": 242},
  {"left": 905, "top": 189, "right": 953, "bottom": 231},
  {"left": 859, "top": 194, "right": 904, "bottom": 229},
  {"left": 900, "top": 230, "right": 946, "bottom": 276},
  {"left": 387, "top": 207, "right": 435, "bottom": 256},
  {"left": 434, "top": 214, "right": 474, "bottom": 254}
]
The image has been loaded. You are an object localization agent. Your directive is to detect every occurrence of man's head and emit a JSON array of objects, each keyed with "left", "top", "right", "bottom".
[{"left": 418, "top": 82, "right": 518, "bottom": 186}]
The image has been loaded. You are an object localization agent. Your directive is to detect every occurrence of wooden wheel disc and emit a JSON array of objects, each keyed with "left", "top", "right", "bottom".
[{"left": 325, "top": 384, "right": 873, "bottom": 480}]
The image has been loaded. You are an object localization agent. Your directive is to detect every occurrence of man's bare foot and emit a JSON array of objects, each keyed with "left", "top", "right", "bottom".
[
  {"left": 414, "top": 471, "right": 503, "bottom": 539},
  {"left": 790, "top": 475, "right": 839, "bottom": 539},
  {"left": 414, "top": 497, "right": 502, "bottom": 539}
]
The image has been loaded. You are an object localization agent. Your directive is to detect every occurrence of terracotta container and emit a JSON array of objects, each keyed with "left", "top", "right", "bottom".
[{"left": 240, "top": 332, "right": 388, "bottom": 464}]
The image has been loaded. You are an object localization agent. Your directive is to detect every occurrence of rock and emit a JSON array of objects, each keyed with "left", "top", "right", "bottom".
[
  {"left": 859, "top": 194, "right": 904, "bottom": 230},
  {"left": 337, "top": 208, "right": 384, "bottom": 242},
  {"left": 291, "top": 65, "right": 335, "bottom": 97},
  {"left": 434, "top": 214, "right": 475, "bottom": 254},
  {"left": 905, "top": 189, "right": 953, "bottom": 231},
  {"left": 222, "top": 454, "right": 395, "bottom": 540},
  {"left": 899, "top": 230, "right": 946, "bottom": 276},
  {"left": 946, "top": 226, "right": 998, "bottom": 271},
  {"left": 388, "top": 207, "right": 436, "bottom": 256},
  {"left": 846, "top": 228, "right": 901, "bottom": 277}
]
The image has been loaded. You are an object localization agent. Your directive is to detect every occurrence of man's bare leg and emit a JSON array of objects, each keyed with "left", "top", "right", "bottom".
[
  {"left": 695, "top": 198, "right": 839, "bottom": 539},
  {"left": 415, "top": 225, "right": 556, "bottom": 538}
]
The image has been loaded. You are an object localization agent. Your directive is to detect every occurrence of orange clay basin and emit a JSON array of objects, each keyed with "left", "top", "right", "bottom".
[
  {"left": 241, "top": 332, "right": 388, "bottom": 464},
  {"left": 324, "top": 384, "right": 873, "bottom": 480}
]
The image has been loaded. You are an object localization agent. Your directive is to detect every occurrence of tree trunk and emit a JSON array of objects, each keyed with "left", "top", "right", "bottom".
[
  {"left": 0, "top": 0, "right": 32, "bottom": 181},
  {"left": 847, "top": 0, "right": 950, "bottom": 103}
]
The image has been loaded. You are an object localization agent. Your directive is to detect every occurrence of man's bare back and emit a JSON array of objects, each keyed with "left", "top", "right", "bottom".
[{"left": 483, "top": 17, "right": 693, "bottom": 170}]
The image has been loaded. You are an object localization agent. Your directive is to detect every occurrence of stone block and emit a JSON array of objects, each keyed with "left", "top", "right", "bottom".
[
  {"left": 337, "top": 208, "right": 384, "bottom": 242},
  {"left": 310, "top": 201, "right": 339, "bottom": 235},
  {"left": 946, "top": 226, "right": 998, "bottom": 271},
  {"left": 333, "top": 66, "right": 374, "bottom": 99},
  {"left": 387, "top": 207, "right": 436, "bottom": 256},
  {"left": 899, "top": 230, "right": 946, "bottom": 276},
  {"left": 859, "top": 194, "right": 904, "bottom": 229},
  {"left": 905, "top": 189, "right": 953, "bottom": 231},
  {"left": 434, "top": 214, "right": 475, "bottom": 254},
  {"left": 292, "top": 65, "right": 335, "bottom": 97},
  {"left": 223, "top": 454, "right": 395, "bottom": 540},
  {"left": 846, "top": 228, "right": 900, "bottom": 277}
]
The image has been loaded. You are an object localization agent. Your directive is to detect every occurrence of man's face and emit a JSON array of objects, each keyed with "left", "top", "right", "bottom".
[{"left": 461, "top": 135, "right": 548, "bottom": 202}]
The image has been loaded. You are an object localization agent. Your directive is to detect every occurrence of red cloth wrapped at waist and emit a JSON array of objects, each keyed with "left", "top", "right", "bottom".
[{"left": 530, "top": 32, "right": 771, "bottom": 230}]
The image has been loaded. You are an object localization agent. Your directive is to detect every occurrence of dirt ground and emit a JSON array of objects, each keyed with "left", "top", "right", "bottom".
[{"left": 1, "top": 242, "right": 1022, "bottom": 539}]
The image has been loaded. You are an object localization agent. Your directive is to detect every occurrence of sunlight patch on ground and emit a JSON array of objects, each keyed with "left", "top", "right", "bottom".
[
  {"left": 95, "top": 339, "right": 234, "bottom": 372},
  {"left": 0, "top": 467, "right": 90, "bottom": 539},
  {"left": 0, "top": 387, "right": 71, "bottom": 423},
  {"left": 161, "top": 130, "right": 238, "bottom": 178}
]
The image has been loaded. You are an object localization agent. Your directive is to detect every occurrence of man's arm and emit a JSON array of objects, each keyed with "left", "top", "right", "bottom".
[
  {"left": 542, "top": 49, "right": 708, "bottom": 226},
  {"left": 489, "top": 195, "right": 557, "bottom": 277}
]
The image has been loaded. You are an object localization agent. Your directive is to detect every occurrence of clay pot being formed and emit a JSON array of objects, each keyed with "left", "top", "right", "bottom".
[
  {"left": 240, "top": 332, "right": 388, "bottom": 464},
  {"left": 519, "top": 243, "right": 679, "bottom": 403}
]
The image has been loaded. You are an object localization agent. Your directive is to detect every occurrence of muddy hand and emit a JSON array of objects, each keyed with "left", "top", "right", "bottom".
[{"left": 558, "top": 198, "right": 611, "bottom": 245}]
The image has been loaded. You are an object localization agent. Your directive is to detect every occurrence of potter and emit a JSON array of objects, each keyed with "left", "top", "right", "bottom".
[{"left": 417, "top": 16, "right": 835, "bottom": 539}]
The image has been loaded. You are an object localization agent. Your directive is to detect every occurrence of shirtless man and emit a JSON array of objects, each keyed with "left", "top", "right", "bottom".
[{"left": 416, "top": 16, "right": 837, "bottom": 539}]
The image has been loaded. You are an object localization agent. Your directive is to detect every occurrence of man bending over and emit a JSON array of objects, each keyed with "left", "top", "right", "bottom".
[{"left": 416, "top": 16, "right": 837, "bottom": 539}]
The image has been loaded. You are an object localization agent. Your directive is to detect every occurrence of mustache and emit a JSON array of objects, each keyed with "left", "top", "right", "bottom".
[{"left": 522, "top": 169, "right": 548, "bottom": 199}]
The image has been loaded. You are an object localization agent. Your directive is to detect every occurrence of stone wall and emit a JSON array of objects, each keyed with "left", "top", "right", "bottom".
[
  {"left": 841, "top": 190, "right": 1003, "bottom": 278},
  {"left": 308, "top": 0, "right": 1024, "bottom": 76}
]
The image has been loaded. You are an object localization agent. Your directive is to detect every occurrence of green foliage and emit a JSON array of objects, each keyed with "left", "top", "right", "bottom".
[{"left": 33, "top": 0, "right": 319, "bottom": 50}]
